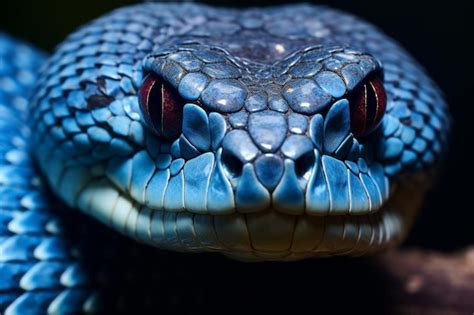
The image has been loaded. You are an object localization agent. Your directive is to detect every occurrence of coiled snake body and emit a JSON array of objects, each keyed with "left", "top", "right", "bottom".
[{"left": 0, "top": 3, "right": 449, "bottom": 314}]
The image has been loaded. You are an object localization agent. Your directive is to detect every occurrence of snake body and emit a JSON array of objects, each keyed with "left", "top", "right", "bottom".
[{"left": 0, "top": 3, "right": 449, "bottom": 314}]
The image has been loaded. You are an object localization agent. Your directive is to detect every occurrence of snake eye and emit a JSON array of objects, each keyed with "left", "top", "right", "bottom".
[
  {"left": 138, "top": 73, "right": 184, "bottom": 139},
  {"left": 349, "top": 75, "right": 387, "bottom": 138}
]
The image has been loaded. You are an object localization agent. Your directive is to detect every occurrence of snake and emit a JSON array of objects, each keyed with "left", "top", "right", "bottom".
[{"left": 0, "top": 2, "right": 449, "bottom": 314}]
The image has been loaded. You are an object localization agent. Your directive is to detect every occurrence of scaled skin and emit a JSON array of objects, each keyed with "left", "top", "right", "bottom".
[
  {"left": 0, "top": 4, "right": 450, "bottom": 313},
  {"left": 27, "top": 3, "right": 449, "bottom": 261}
]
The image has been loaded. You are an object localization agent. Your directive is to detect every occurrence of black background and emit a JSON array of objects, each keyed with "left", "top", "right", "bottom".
[{"left": 1, "top": 1, "right": 472, "bottom": 314}]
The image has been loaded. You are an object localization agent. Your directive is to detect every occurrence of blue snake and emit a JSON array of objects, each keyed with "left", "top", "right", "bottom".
[{"left": 0, "top": 3, "right": 449, "bottom": 314}]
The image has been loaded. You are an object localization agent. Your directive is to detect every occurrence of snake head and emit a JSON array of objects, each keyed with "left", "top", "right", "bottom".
[{"left": 30, "top": 4, "right": 449, "bottom": 261}]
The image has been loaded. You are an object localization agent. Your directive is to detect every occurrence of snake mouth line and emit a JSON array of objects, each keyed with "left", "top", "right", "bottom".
[
  {"left": 72, "top": 173, "right": 417, "bottom": 261},
  {"left": 99, "top": 151, "right": 392, "bottom": 218}
]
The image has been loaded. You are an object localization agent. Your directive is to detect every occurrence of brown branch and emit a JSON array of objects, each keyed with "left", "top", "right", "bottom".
[{"left": 376, "top": 247, "right": 474, "bottom": 315}]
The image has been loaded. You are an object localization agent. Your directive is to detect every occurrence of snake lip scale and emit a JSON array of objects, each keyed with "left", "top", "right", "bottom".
[{"left": 0, "top": 2, "right": 449, "bottom": 313}]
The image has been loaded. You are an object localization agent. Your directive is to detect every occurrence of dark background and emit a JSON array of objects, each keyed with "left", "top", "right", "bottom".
[{"left": 1, "top": 1, "right": 472, "bottom": 314}]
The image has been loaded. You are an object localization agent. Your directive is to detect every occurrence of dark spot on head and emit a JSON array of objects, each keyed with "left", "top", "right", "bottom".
[
  {"left": 87, "top": 94, "right": 114, "bottom": 109},
  {"left": 83, "top": 77, "right": 115, "bottom": 109}
]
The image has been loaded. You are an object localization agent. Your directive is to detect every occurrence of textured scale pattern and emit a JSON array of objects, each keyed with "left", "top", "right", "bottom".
[
  {"left": 1, "top": 3, "right": 449, "bottom": 314},
  {"left": 0, "top": 32, "right": 209, "bottom": 314}
]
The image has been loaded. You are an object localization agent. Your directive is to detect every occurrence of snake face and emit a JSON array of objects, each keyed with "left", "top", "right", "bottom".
[{"left": 30, "top": 4, "right": 449, "bottom": 261}]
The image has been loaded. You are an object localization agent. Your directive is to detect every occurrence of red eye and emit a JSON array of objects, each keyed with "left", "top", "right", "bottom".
[
  {"left": 138, "top": 74, "right": 184, "bottom": 139},
  {"left": 349, "top": 76, "right": 387, "bottom": 137}
]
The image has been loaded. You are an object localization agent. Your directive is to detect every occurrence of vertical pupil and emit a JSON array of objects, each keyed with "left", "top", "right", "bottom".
[
  {"left": 349, "top": 76, "right": 387, "bottom": 138},
  {"left": 139, "top": 74, "right": 184, "bottom": 139},
  {"left": 368, "top": 77, "right": 387, "bottom": 132}
]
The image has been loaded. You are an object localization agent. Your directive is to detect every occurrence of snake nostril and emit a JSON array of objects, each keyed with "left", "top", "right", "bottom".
[
  {"left": 221, "top": 149, "right": 244, "bottom": 178},
  {"left": 295, "top": 151, "right": 316, "bottom": 180}
]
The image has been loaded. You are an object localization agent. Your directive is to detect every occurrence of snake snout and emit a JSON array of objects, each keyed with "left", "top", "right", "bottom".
[
  {"left": 220, "top": 125, "right": 319, "bottom": 214},
  {"left": 221, "top": 149, "right": 287, "bottom": 191}
]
